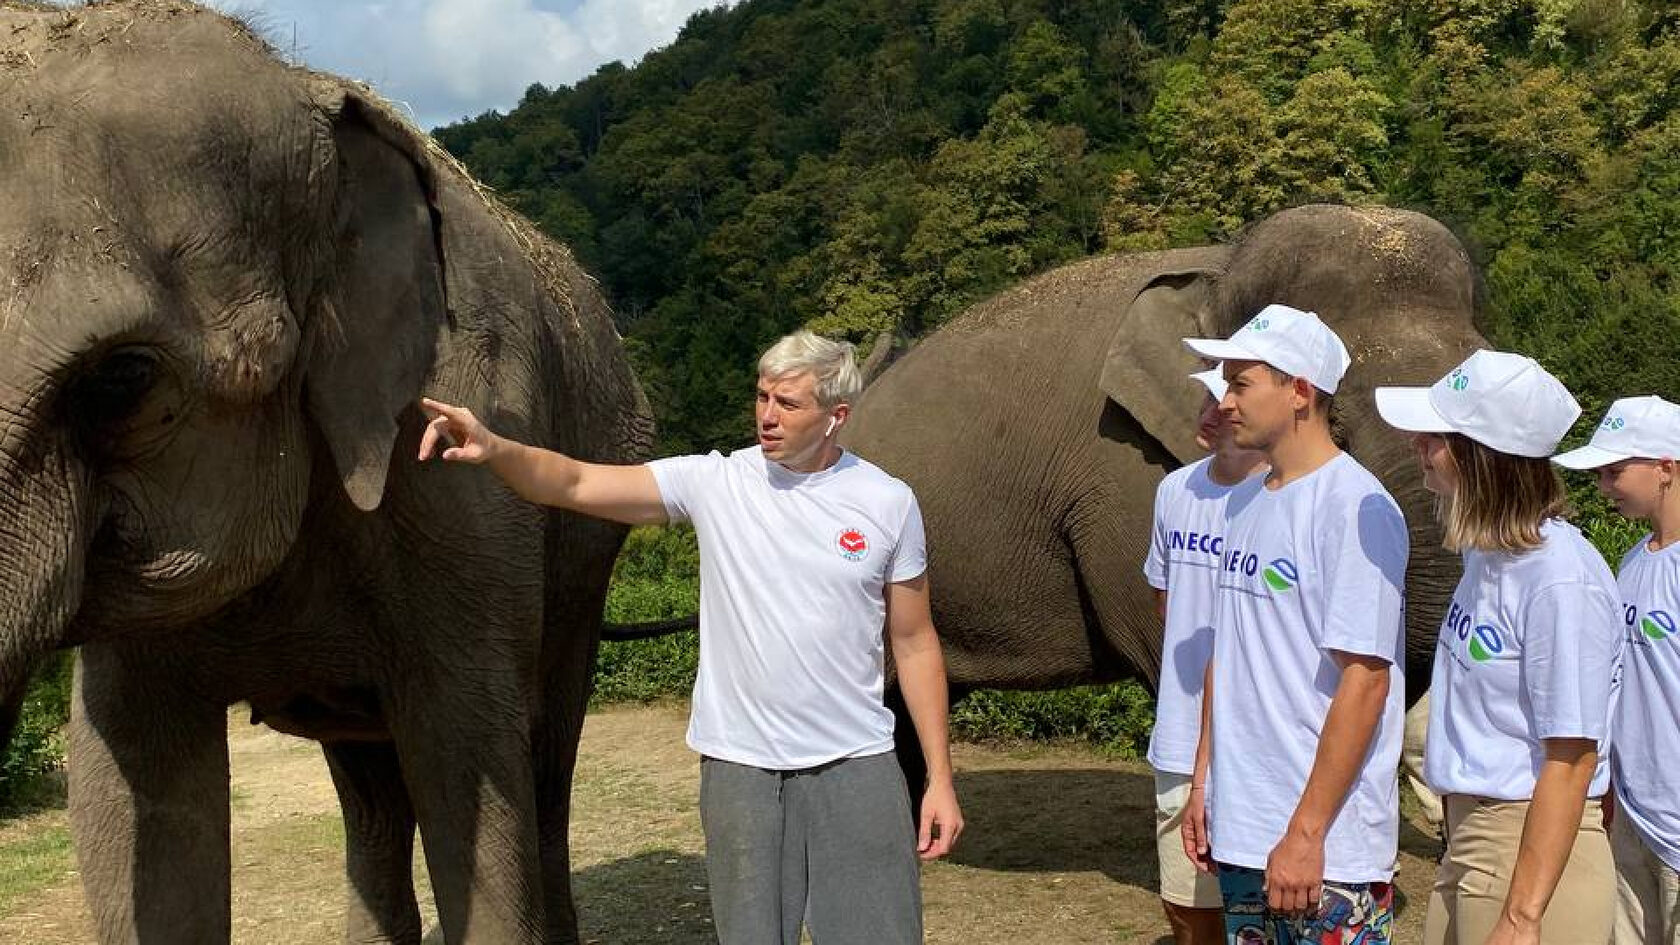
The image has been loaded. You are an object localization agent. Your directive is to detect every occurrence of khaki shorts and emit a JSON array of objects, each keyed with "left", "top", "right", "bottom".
[
  {"left": 1611, "top": 807, "right": 1680, "bottom": 945},
  {"left": 1424, "top": 793, "right": 1613, "bottom": 945},
  {"left": 1154, "top": 768, "right": 1224, "bottom": 909}
]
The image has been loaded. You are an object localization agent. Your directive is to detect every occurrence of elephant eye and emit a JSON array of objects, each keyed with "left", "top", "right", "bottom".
[{"left": 64, "top": 347, "right": 161, "bottom": 447}]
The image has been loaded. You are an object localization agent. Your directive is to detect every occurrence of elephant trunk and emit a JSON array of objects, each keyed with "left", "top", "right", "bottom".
[{"left": 0, "top": 438, "right": 92, "bottom": 751}]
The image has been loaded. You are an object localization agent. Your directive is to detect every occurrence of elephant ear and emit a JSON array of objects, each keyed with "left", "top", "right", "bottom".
[
  {"left": 306, "top": 83, "right": 447, "bottom": 512},
  {"left": 1098, "top": 261, "right": 1224, "bottom": 464}
]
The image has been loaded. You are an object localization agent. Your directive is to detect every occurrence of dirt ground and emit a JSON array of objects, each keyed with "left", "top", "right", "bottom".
[{"left": 0, "top": 702, "right": 1442, "bottom": 944}]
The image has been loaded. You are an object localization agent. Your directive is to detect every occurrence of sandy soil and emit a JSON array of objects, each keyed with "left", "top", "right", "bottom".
[{"left": 0, "top": 702, "right": 1442, "bottom": 943}]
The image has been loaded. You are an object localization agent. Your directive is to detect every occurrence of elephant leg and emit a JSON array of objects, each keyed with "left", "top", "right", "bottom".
[
  {"left": 324, "top": 741, "right": 423, "bottom": 945},
  {"left": 887, "top": 686, "right": 927, "bottom": 826},
  {"left": 390, "top": 686, "right": 544, "bottom": 945},
  {"left": 532, "top": 632, "right": 596, "bottom": 945},
  {"left": 69, "top": 643, "right": 231, "bottom": 945}
]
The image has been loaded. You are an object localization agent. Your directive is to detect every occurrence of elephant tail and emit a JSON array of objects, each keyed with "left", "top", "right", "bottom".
[{"left": 599, "top": 615, "right": 698, "bottom": 641}]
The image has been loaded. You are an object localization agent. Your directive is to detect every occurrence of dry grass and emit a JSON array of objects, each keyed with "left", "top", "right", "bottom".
[{"left": 0, "top": 703, "right": 1442, "bottom": 944}]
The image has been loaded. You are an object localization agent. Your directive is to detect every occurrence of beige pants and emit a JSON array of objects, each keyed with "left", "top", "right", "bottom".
[
  {"left": 1612, "top": 807, "right": 1680, "bottom": 944},
  {"left": 1423, "top": 794, "right": 1613, "bottom": 945}
]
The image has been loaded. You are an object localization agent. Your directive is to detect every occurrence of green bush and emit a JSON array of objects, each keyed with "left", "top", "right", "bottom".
[
  {"left": 0, "top": 653, "right": 72, "bottom": 811},
  {"left": 950, "top": 680, "right": 1156, "bottom": 757},
  {"left": 594, "top": 525, "right": 701, "bottom": 705}
]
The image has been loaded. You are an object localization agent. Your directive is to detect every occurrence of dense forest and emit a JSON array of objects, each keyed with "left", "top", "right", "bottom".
[{"left": 435, "top": 0, "right": 1679, "bottom": 454}]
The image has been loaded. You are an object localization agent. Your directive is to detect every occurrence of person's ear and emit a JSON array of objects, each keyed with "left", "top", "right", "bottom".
[{"left": 1292, "top": 376, "right": 1316, "bottom": 413}]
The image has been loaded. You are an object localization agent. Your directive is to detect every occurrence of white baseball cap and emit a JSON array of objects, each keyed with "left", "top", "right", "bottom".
[
  {"left": 1182, "top": 304, "right": 1351, "bottom": 394},
  {"left": 1189, "top": 366, "right": 1228, "bottom": 401},
  {"left": 1552, "top": 396, "right": 1680, "bottom": 469},
  {"left": 1374, "top": 349, "right": 1582, "bottom": 458}
]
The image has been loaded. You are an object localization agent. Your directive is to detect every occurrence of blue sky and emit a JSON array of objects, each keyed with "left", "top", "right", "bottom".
[{"left": 190, "top": 0, "right": 730, "bottom": 130}]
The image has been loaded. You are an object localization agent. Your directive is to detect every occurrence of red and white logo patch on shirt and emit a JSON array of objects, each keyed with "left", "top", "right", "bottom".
[{"left": 836, "top": 528, "right": 870, "bottom": 561}]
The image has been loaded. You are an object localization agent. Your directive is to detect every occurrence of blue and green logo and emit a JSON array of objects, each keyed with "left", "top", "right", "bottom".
[
  {"left": 1642, "top": 609, "right": 1677, "bottom": 640},
  {"left": 1249, "top": 316, "right": 1271, "bottom": 331},
  {"left": 1448, "top": 368, "right": 1469, "bottom": 392},
  {"left": 1602, "top": 416, "right": 1626, "bottom": 431},
  {"left": 1467, "top": 624, "right": 1506, "bottom": 662},
  {"left": 1261, "top": 557, "right": 1299, "bottom": 592}
]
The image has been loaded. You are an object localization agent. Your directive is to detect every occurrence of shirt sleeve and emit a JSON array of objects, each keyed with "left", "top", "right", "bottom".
[
  {"left": 1144, "top": 479, "right": 1170, "bottom": 591},
  {"left": 889, "top": 494, "right": 928, "bottom": 583},
  {"left": 1520, "top": 582, "right": 1620, "bottom": 741},
  {"left": 1318, "top": 490, "right": 1409, "bottom": 661},
  {"left": 645, "top": 452, "right": 724, "bottom": 525}
]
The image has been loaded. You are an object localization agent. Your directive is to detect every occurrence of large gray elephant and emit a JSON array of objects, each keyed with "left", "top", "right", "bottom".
[
  {"left": 846, "top": 204, "right": 1479, "bottom": 780},
  {"left": 0, "top": 3, "right": 651, "bottom": 943}
]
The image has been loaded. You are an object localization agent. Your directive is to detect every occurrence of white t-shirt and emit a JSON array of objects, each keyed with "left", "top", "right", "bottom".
[
  {"left": 648, "top": 447, "right": 927, "bottom": 770},
  {"left": 1611, "top": 534, "right": 1680, "bottom": 872},
  {"left": 1207, "top": 452, "right": 1409, "bottom": 884},
  {"left": 1424, "top": 519, "right": 1621, "bottom": 800},
  {"left": 1143, "top": 458, "right": 1265, "bottom": 775}
]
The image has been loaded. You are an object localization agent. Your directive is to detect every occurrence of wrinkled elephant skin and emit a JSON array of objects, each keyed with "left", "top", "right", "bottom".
[{"left": 0, "top": 3, "right": 653, "bottom": 943}]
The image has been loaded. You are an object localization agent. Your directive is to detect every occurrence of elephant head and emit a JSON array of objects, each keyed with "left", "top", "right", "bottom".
[
  {"left": 0, "top": 5, "right": 448, "bottom": 741},
  {"left": 1102, "top": 204, "right": 1486, "bottom": 691}
]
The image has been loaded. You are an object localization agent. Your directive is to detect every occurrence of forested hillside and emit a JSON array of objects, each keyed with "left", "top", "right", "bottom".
[{"left": 436, "top": 0, "right": 1680, "bottom": 454}]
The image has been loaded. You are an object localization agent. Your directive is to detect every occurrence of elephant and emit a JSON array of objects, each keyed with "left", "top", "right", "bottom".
[
  {"left": 0, "top": 2, "right": 653, "bottom": 943},
  {"left": 844, "top": 204, "right": 1481, "bottom": 789}
]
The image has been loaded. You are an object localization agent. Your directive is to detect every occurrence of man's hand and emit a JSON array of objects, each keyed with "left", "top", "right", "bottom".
[
  {"left": 1264, "top": 828, "right": 1325, "bottom": 916},
  {"left": 1181, "top": 785, "right": 1215, "bottom": 874},
  {"left": 419, "top": 398, "right": 499, "bottom": 464},
  {"left": 917, "top": 778, "right": 964, "bottom": 860}
]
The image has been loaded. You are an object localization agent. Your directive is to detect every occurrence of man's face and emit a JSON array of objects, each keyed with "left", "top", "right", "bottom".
[
  {"left": 756, "top": 372, "right": 840, "bottom": 468},
  {"left": 1194, "top": 393, "right": 1227, "bottom": 453},
  {"left": 1596, "top": 457, "right": 1671, "bottom": 519},
  {"left": 1219, "top": 360, "right": 1302, "bottom": 452}
]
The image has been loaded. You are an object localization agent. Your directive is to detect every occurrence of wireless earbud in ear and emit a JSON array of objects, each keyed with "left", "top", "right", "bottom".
[{"left": 825, "top": 416, "right": 839, "bottom": 437}]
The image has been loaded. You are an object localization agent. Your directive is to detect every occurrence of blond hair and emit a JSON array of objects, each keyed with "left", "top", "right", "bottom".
[
  {"left": 1438, "top": 433, "right": 1568, "bottom": 553},
  {"left": 757, "top": 331, "right": 862, "bottom": 409}
]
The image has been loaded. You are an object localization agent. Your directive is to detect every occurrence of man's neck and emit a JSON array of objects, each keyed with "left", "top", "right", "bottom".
[
  {"left": 1262, "top": 421, "right": 1341, "bottom": 489},
  {"left": 776, "top": 443, "right": 845, "bottom": 474},
  {"left": 1208, "top": 448, "right": 1266, "bottom": 487}
]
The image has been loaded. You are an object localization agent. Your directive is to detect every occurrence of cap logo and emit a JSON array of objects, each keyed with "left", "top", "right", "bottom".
[
  {"left": 1248, "top": 317, "right": 1271, "bottom": 331},
  {"left": 1602, "top": 416, "right": 1626, "bottom": 431},
  {"left": 1448, "top": 368, "right": 1469, "bottom": 392}
]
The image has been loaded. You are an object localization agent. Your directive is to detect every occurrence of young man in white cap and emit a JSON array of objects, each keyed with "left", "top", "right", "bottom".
[
  {"left": 1377, "top": 349, "right": 1619, "bottom": 945},
  {"left": 1178, "top": 304, "right": 1410, "bottom": 944},
  {"left": 1145, "top": 366, "right": 1267, "bottom": 944},
  {"left": 1555, "top": 395, "right": 1680, "bottom": 944},
  {"left": 417, "top": 330, "right": 962, "bottom": 945}
]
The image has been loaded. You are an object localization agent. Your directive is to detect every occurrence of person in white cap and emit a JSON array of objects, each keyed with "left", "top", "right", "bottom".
[
  {"left": 1554, "top": 395, "right": 1680, "bottom": 945},
  {"left": 1178, "top": 304, "right": 1410, "bottom": 944},
  {"left": 1144, "top": 365, "right": 1267, "bottom": 944},
  {"left": 1376, "top": 349, "right": 1621, "bottom": 945}
]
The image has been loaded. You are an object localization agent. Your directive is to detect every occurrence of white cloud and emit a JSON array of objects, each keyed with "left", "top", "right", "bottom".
[{"left": 197, "top": 0, "right": 729, "bottom": 129}]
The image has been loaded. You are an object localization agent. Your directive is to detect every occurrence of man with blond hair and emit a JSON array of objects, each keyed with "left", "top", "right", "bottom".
[{"left": 420, "top": 330, "right": 962, "bottom": 945}]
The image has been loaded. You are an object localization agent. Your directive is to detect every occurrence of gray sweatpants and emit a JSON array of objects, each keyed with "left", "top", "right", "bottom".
[{"left": 699, "top": 751, "right": 923, "bottom": 945}]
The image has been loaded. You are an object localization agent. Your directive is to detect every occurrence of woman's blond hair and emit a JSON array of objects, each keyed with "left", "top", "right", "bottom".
[{"left": 1437, "top": 433, "right": 1568, "bottom": 553}]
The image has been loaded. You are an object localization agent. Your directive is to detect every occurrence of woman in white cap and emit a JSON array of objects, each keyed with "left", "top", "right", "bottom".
[
  {"left": 1376, "top": 349, "right": 1621, "bottom": 945},
  {"left": 1554, "top": 396, "right": 1680, "bottom": 945}
]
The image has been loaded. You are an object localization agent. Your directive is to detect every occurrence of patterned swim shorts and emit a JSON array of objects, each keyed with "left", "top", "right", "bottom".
[{"left": 1216, "top": 863, "right": 1394, "bottom": 944}]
